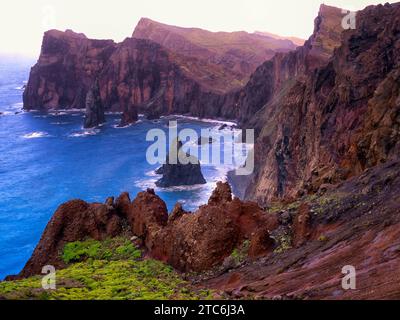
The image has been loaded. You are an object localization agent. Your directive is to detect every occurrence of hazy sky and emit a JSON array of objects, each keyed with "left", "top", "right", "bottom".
[{"left": 0, "top": 0, "right": 390, "bottom": 57}]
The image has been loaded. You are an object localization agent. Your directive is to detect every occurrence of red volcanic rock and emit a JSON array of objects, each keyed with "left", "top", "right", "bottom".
[
  {"left": 18, "top": 200, "right": 124, "bottom": 278},
  {"left": 148, "top": 183, "right": 278, "bottom": 272},
  {"left": 127, "top": 189, "right": 168, "bottom": 242},
  {"left": 199, "top": 160, "right": 400, "bottom": 300},
  {"left": 292, "top": 203, "right": 311, "bottom": 247},
  {"left": 248, "top": 226, "right": 275, "bottom": 259},
  {"left": 168, "top": 203, "right": 188, "bottom": 223},
  {"left": 208, "top": 182, "right": 232, "bottom": 205},
  {"left": 114, "top": 192, "right": 131, "bottom": 217}
]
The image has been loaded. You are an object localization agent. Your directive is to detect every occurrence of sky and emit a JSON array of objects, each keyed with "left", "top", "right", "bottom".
[{"left": 0, "top": 0, "right": 391, "bottom": 57}]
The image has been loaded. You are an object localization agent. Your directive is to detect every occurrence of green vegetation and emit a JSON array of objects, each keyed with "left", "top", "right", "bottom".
[
  {"left": 230, "top": 240, "right": 250, "bottom": 265},
  {"left": 62, "top": 238, "right": 141, "bottom": 263},
  {"left": 272, "top": 232, "right": 292, "bottom": 254},
  {"left": 0, "top": 238, "right": 213, "bottom": 300}
]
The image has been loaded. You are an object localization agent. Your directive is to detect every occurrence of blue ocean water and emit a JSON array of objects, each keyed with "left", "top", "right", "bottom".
[{"left": 0, "top": 57, "right": 238, "bottom": 279}]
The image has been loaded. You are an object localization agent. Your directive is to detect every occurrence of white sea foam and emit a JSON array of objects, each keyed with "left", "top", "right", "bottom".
[
  {"left": 22, "top": 132, "right": 50, "bottom": 139},
  {"left": 146, "top": 170, "right": 161, "bottom": 177},
  {"left": 113, "top": 123, "right": 133, "bottom": 129},
  {"left": 105, "top": 111, "right": 123, "bottom": 115},
  {"left": 168, "top": 114, "right": 237, "bottom": 127},
  {"left": 69, "top": 129, "right": 99, "bottom": 138},
  {"left": 51, "top": 121, "right": 70, "bottom": 125}
]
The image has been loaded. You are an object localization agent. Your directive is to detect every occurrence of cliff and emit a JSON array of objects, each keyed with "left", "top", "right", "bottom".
[
  {"left": 225, "top": 4, "right": 345, "bottom": 126},
  {"left": 23, "top": 21, "right": 298, "bottom": 123},
  {"left": 23, "top": 29, "right": 116, "bottom": 111},
  {"left": 237, "top": 3, "right": 400, "bottom": 203}
]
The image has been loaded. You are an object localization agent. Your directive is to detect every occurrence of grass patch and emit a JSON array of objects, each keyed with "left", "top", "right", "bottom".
[
  {"left": 230, "top": 240, "right": 250, "bottom": 265},
  {"left": 62, "top": 238, "right": 142, "bottom": 264},
  {"left": 0, "top": 238, "right": 213, "bottom": 300}
]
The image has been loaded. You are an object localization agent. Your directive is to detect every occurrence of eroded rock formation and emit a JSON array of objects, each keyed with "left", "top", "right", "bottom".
[
  {"left": 17, "top": 199, "right": 126, "bottom": 278},
  {"left": 84, "top": 79, "right": 105, "bottom": 128}
]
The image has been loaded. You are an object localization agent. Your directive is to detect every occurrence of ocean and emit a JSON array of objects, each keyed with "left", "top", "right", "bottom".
[{"left": 0, "top": 57, "right": 242, "bottom": 279}]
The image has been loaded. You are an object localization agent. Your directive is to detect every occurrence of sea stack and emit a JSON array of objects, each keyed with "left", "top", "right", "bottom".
[
  {"left": 118, "top": 103, "right": 138, "bottom": 127},
  {"left": 156, "top": 140, "right": 206, "bottom": 187},
  {"left": 84, "top": 79, "right": 105, "bottom": 128}
]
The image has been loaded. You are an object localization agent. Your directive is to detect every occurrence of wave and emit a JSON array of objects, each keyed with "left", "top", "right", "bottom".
[
  {"left": 68, "top": 129, "right": 99, "bottom": 138},
  {"left": 113, "top": 123, "right": 133, "bottom": 129},
  {"left": 105, "top": 111, "right": 123, "bottom": 115},
  {"left": 49, "top": 111, "right": 68, "bottom": 116},
  {"left": 51, "top": 121, "right": 70, "bottom": 125},
  {"left": 145, "top": 170, "right": 161, "bottom": 177},
  {"left": 134, "top": 177, "right": 158, "bottom": 190},
  {"left": 22, "top": 131, "right": 50, "bottom": 139},
  {"left": 168, "top": 114, "right": 237, "bottom": 127},
  {"left": 48, "top": 108, "right": 84, "bottom": 113}
]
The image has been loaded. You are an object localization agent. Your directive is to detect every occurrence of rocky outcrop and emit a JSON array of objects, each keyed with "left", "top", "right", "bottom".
[
  {"left": 84, "top": 79, "right": 105, "bottom": 128},
  {"left": 15, "top": 182, "right": 277, "bottom": 277},
  {"left": 237, "top": 3, "right": 400, "bottom": 204},
  {"left": 155, "top": 140, "right": 206, "bottom": 187},
  {"left": 150, "top": 182, "right": 278, "bottom": 272},
  {"left": 17, "top": 199, "right": 126, "bottom": 278},
  {"left": 200, "top": 160, "right": 400, "bottom": 300}
]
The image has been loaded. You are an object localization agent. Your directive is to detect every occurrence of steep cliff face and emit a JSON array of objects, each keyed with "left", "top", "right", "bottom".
[
  {"left": 228, "top": 4, "right": 345, "bottom": 125},
  {"left": 23, "top": 19, "right": 298, "bottom": 121},
  {"left": 23, "top": 30, "right": 116, "bottom": 110},
  {"left": 242, "top": 3, "right": 400, "bottom": 204},
  {"left": 97, "top": 37, "right": 227, "bottom": 122},
  {"left": 133, "top": 18, "right": 297, "bottom": 86},
  {"left": 22, "top": 31, "right": 222, "bottom": 121}
]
